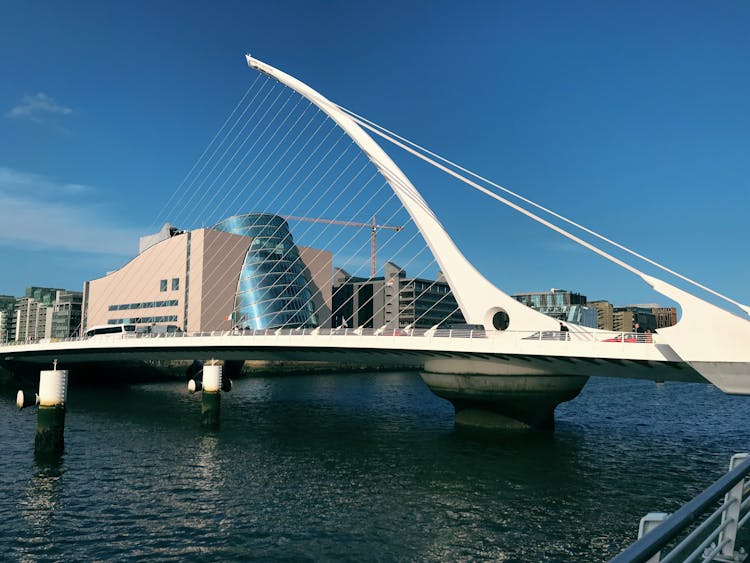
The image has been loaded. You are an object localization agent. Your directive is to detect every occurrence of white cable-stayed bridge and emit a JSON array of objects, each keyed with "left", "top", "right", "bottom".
[{"left": 3, "top": 55, "right": 749, "bottom": 430}]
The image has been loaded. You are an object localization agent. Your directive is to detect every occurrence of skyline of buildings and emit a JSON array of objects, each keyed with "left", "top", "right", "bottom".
[
  {"left": 0, "top": 287, "right": 83, "bottom": 343},
  {"left": 513, "top": 289, "right": 677, "bottom": 333},
  {"left": 0, "top": 281, "right": 680, "bottom": 343},
  {"left": 2, "top": 217, "right": 680, "bottom": 343}
]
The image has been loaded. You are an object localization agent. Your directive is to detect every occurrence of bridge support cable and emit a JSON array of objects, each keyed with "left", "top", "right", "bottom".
[
  {"left": 199, "top": 103, "right": 345, "bottom": 229},
  {"left": 274, "top": 167, "right": 446, "bottom": 331},
  {"left": 193, "top": 96, "right": 312, "bottom": 224},
  {"left": 285, "top": 190, "right": 407, "bottom": 328},
  {"left": 193, "top": 115, "right": 402, "bottom": 327},
  {"left": 199, "top": 169, "right": 391, "bottom": 330},
  {"left": 171, "top": 79, "right": 286, "bottom": 228},
  {"left": 223, "top": 184, "right": 422, "bottom": 331},
  {"left": 218, "top": 164, "right": 442, "bottom": 331},
  {"left": 201, "top": 103, "right": 315, "bottom": 224},
  {"left": 104, "top": 77, "right": 364, "bottom": 330},
  {"left": 244, "top": 55, "right": 564, "bottom": 333},
  {"left": 255, "top": 169, "right": 437, "bottom": 330},
  {"left": 329, "top": 108, "right": 750, "bottom": 387},
  {"left": 342, "top": 112, "right": 750, "bottom": 327},
  {"left": 133, "top": 56, "right": 547, "bottom": 335},
  {"left": 86, "top": 76, "right": 292, "bottom": 326},
  {"left": 150, "top": 74, "right": 260, "bottom": 232},
  {"left": 339, "top": 105, "right": 750, "bottom": 319},
  {"left": 169, "top": 67, "right": 440, "bottom": 333},
  {"left": 333, "top": 243, "right": 440, "bottom": 331},
  {"left": 205, "top": 108, "right": 329, "bottom": 222}
]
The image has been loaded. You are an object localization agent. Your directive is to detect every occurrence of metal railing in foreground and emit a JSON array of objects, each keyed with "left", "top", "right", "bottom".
[{"left": 611, "top": 453, "right": 750, "bottom": 563}]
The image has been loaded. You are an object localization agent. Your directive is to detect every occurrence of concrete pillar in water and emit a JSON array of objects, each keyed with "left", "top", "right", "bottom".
[
  {"left": 201, "top": 364, "right": 222, "bottom": 428},
  {"left": 188, "top": 362, "right": 232, "bottom": 429},
  {"left": 35, "top": 365, "right": 69, "bottom": 456},
  {"left": 421, "top": 358, "right": 588, "bottom": 431}
]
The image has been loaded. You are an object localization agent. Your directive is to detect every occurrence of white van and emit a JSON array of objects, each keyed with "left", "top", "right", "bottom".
[{"left": 84, "top": 324, "right": 139, "bottom": 339}]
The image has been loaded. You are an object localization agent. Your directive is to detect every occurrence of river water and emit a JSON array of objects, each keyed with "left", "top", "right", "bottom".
[{"left": 2, "top": 371, "right": 750, "bottom": 561}]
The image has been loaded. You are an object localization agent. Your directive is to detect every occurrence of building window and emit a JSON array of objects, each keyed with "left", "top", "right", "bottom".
[
  {"left": 108, "top": 300, "right": 178, "bottom": 311},
  {"left": 160, "top": 280, "right": 167, "bottom": 292},
  {"left": 172, "top": 277, "right": 179, "bottom": 291},
  {"left": 108, "top": 315, "right": 178, "bottom": 324}
]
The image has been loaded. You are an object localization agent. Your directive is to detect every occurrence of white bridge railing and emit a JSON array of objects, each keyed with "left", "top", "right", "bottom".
[
  {"left": 1, "top": 328, "right": 659, "bottom": 347},
  {"left": 611, "top": 453, "right": 750, "bottom": 563}
]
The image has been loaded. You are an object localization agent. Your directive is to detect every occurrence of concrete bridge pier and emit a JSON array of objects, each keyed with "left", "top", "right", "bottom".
[
  {"left": 420, "top": 358, "right": 588, "bottom": 431},
  {"left": 188, "top": 360, "right": 233, "bottom": 429},
  {"left": 201, "top": 363, "right": 223, "bottom": 428},
  {"left": 25, "top": 362, "right": 69, "bottom": 458}
]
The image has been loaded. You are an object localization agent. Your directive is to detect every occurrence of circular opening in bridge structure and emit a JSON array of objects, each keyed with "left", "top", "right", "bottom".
[{"left": 486, "top": 308, "right": 510, "bottom": 331}]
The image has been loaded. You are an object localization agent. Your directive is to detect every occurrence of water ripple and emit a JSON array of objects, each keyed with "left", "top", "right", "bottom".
[{"left": 2, "top": 373, "right": 750, "bottom": 561}]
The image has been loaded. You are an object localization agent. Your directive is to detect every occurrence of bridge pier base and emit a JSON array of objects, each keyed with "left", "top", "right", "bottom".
[
  {"left": 34, "top": 365, "right": 69, "bottom": 457},
  {"left": 188, "top": 362, "right": 232, "bottom": 429},
  {"left": 35, "top": 405, "right": 66, "bottom": 458},
  {"left": 421, "top": 358, "right": 588, "bottom": 431},
  {"left": 201, "top": 392, "right": 221, "bottom": 429},
  {"left": 201, "top": 363, "right": 222, "bottom": 429}
]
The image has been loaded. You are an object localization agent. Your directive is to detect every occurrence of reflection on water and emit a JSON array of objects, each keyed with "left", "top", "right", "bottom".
[
  {"left": 1, "top": 372, "right": 750, "bottom": 561},
  {"left": 18, "top": 461, "right": 64, "bottom": 551}
]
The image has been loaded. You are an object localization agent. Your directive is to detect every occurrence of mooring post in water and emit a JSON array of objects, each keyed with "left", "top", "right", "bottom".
[
  {"left": 34, "top": 360, "right": 68, "bottom": 456},
  {"left": 188, "top": 360, "right": 231, "bottom": 429}
]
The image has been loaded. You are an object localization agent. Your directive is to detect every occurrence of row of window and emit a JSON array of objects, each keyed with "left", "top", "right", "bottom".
[
  {"left": 108, "top": 315, "right": 178, "bottom": 324},
  {"left": 109, "top": 300, "right": 178, "bottom": 311},
  {"left": 160, "top": 278, "right": 180, "bottom": 292},
  {"left": 401, "top": 283, "right": 451, "bottom": 294}
]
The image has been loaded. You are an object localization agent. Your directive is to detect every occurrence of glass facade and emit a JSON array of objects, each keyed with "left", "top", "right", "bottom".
[{"left": 213, "top": 213, "right": 318, "bottom": 330}]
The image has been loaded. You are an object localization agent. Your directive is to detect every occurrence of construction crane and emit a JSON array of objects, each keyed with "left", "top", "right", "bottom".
[{"left": 282, "top": 215, "right": 402, "bottom": 277}]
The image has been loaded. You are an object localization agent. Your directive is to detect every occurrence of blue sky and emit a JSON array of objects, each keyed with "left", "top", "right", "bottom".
[{"left": 0, "top": 1, "right": 748, "bottom": 312}]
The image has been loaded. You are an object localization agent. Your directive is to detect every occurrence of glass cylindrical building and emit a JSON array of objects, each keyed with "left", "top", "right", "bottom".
[{"left": 213, "top": 213, "right": 318, "bottom": 330}]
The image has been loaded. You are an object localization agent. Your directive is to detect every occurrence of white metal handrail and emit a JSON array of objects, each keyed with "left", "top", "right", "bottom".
[
  {"left": 0, "top": 328, "right": 662, "bottom": 347},
  {"left": 611, "top": 453, "right": 750, "bottom": 563}
]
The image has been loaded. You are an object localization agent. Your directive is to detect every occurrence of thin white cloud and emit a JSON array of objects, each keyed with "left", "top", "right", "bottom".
[
  {"left": 0, "top": 167, "right": 143, "bottom": 255},
  {"left": 0, "top": 167, "right": 92, "bottom": 199},
  {"left": 5, "top": 92, "right": 72, "bottom": 124}
]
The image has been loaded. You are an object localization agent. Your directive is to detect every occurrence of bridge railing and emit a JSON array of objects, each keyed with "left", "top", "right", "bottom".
[
  {"left": 0, "top": 328, "right": 657, "bottom": 345},
  {"left": 182, "top": 327, "right": 487, "bottom": 338},
  {"left": 610, "top": 453, "right": 750, "bottom": 563}
]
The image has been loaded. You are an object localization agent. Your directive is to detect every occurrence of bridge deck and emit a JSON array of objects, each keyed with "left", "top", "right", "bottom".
[{"left": 0, "top": 328, "right": 705, "bottom": 386}]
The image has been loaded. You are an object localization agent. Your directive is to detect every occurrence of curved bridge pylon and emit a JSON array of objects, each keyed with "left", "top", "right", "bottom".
[{"left": 244, "top": 55, "right": 750, "bottom": 428}]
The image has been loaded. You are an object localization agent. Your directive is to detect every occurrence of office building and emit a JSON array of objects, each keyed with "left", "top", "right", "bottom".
[
  {"left": 83, "top": 213, "right": 332, "bottom": 332},
  {"left": 588, "top": 300, "right": 614, "bottom": 331},
  {"left": 48, "top": 290, "right": 83, "bottom": 338},
  {"left": 512, "top": 288, "right": 597, "bottom": 328},
  {"left": 613, "top": 306, "right": 657, "bottom": 333},
  {"left": 13, "top": 287, "right": 61, "bottom": 342},
  {"left": 332, "top": 262, "right": 465, "bottom": 329},
  {"left": 0, "top": 295, "right": 15, "bottom": 343},
  {"left": 612, "top": 309, "right": 635, "bottom": 333},
  {"left": 653, "top": 306, "right": 677, "bottom": 328}
]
